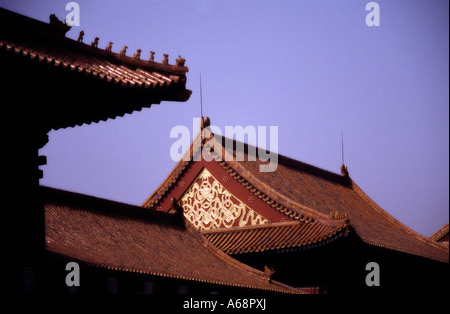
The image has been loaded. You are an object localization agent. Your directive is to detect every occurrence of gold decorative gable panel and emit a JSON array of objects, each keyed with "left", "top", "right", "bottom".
[{"left": 180, "top": 168, "right": 269, "bottom": 230}]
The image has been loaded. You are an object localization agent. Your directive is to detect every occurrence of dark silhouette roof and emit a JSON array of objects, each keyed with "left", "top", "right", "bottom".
[{"left": 0, "top": 8, "right": 191, "bottom": 130}]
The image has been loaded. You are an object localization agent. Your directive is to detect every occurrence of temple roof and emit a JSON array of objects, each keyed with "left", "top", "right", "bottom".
[
  {"left": 43, "top": 187, "right": 301, "bottom": 294},
  {"left": 0, "top": 8, "right": 191, "bottom": 130},
  {"left": 143, "top": 129, "right": 449, "bottom": 263}
]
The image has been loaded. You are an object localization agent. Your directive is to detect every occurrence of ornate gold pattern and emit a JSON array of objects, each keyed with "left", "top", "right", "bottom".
[{"left": 180, "top": 168, "right": 269, "bottom": 230}]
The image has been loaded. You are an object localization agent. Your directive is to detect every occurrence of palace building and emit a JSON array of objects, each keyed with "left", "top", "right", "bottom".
[
  {"left": 1, "top": 8, "right": 447, "bottom": 294},
  {"left": 142, "top": 123, "right": 449, "bottom": 293}
]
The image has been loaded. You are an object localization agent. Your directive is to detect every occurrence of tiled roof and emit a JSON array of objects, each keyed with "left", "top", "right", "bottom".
[
  {"left": 0, "top": 37, "right": 189, "bottom": 91},
  {"left": 43, "top": 187, "right": 301, "bottom": 294},
  {"left": 202, "top": 220, "right": 350, "bottom": 255},
  {"left": 220, "top": 138, "right": 449, "bottom": 262},
  {"left": 0, "top": 8, "right": 191, "bottom": 129},
  {"left": 143, "top": 130, "right": 449, "bottom": 263}
]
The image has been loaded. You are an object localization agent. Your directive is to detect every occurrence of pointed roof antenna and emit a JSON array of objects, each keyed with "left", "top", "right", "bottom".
[
  {"left": 200, "top": 72, "right": 203, "bottom": 119},
  {"left": 340, "top": 130, "right": 349, "bottom": 177},
  {"left": 199, "top": 73, "right": 210, "bottom": 137},
  {"left": 200, "top": 73, "right": 204, "bottom": 137}
]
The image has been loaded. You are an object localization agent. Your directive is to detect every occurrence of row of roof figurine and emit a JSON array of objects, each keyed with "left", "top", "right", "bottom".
[{"left": 76, "top": 30, "right": 186, "bottom": 67}]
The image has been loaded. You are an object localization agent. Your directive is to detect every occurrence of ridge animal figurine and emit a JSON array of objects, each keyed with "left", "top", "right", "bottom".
[
  {"left": 119, "top": 45, "right": 128, "bottom": 56},
  {"left": 133, "top": 49, "right": 142, "bottom": 59},
  {"left": 77, "top": 30, "right": 84, "bottom": 42},
  {"left": 91, "top": 37, "right": 99, "bottom": 48},
  {"left": 105, "top": 41, "right": 113, "bottom": 52}
]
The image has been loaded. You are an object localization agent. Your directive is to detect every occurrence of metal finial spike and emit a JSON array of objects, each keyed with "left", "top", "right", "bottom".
[{"left": 200, "top": 73, "right": 203, "bottom": 119}]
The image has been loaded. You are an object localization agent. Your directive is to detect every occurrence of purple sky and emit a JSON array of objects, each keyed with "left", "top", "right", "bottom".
[{"left": 2, "top": 0, "right": 448, "bottom": 237}]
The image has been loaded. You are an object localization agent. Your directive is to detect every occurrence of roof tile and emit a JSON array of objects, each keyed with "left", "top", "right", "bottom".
[
  {"left": 202, "top": 221, "right": 349, "bottom": 255},
  {"left": 43, "top": 187, "right": 302, "bottom": 294}
]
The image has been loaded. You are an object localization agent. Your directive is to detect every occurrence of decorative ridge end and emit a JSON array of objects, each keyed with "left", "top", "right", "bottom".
[
  {"left": 263, "top": 265, "right": 275, "bottom": 283},
  {"left": 340, "top": 164, "right": 349, "bottom": 177}
]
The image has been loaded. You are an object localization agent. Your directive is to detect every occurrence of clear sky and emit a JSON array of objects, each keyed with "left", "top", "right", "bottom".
[{"left": 2, "top": 0, "right": 448, "bottom": 237}]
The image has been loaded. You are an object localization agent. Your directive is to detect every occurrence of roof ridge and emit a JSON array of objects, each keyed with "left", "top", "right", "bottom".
[
  {"left": 202, "top": 218, "right": 349, "bottom": 235},
  {"left": 0, "top": 8, "right": 189, "bottom": 76},
  {"left": 203, "top": 219, "right": 350, "bottom": 255},
  {"left": 0, "top": 39, "right": 187, "bottom": 88},
  {"left": 66, "top": 36, "right": 189, "bottom": 76},
  {"left": 211, "top": 132, "right": 347, "bottom": 182},
  {"left": 429, "top": 223, "right": 449, "bottom": 242},
  {"left": 201, "top": 220, "right": 305, "bottom": 234},
  {"left": 216, "top": 156, "right": 335, "bottom": 223},
  {"left": 42, "top": 185, "right": 184, "bottom": 227},
  {"left": 142, "top": 131, "right": 347, "bottom": 224},
  {"left": 350, "top": 178, "right": 449, "bottom": 261}
]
